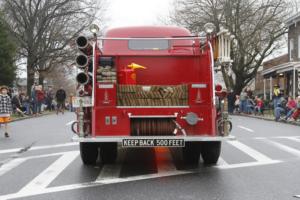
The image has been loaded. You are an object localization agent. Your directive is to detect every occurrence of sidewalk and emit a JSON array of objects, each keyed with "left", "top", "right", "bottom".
[
  {"left": 10, "top": 111, "right": 56, "bottom": 122},
  {"left": 232, "top": 113, "right": 300, "bottom": 127}
]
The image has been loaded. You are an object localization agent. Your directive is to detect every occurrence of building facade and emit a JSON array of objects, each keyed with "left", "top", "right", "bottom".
[{"left": 257, "top": 13, "right": 300, "bottom": 99}]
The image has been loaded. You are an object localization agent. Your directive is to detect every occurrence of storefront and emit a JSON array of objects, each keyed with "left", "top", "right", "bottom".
[{"left": 261, "top": 62, "right": 300, "bottom": 99}]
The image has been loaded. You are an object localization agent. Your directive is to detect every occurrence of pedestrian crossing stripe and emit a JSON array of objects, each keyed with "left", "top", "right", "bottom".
[
  {"left": 2, "top": 137, "right": 300, "bottom": 199},
  {"left": 0, "top": 142, "right": 78, "bottom": 155}
]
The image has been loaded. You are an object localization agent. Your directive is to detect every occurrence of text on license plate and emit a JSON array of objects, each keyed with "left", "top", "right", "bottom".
[{"left": 122, "top": 139, "right": 185, "bottom": 147}]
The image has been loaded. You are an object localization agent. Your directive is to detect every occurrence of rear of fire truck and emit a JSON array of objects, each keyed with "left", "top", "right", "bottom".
[{"left": 72, "top": 23, "right": 234, "bottom": 165}]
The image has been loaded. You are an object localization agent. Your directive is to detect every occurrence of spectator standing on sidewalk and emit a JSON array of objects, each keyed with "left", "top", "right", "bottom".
[
  {"left": 239, "top": 89, "right": 247, "bottom": 113},
  {"left": 55, "top": 87, "right": 66, "bottom": 115},
  {"left": 0, "top": 86, "right": 12, "bottom": 137},
  {"left": 36, "top": 85, "right": 45, "bottom": 114},
  {"left": 234, "top": 95, "right": 240, "bottom": 113},
  {"left": 273, "top": 85, "right": 281, "bottom": 110},
  {"left": 31, "top": 84, "right": 38, "bottom": 116},
  {"left": 46, "top": 86, "right": 54, "bottom": 111}
]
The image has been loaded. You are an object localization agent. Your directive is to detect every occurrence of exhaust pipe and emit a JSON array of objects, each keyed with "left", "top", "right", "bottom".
[
  {"left": 76, "top": 72, "right": 90, "bottom": 85},
  {"left": 76, "top": 54, "right": 89, "bottom": 69},
  {"left": 76, "top": 36, "right": 92, "bottom": 53}
]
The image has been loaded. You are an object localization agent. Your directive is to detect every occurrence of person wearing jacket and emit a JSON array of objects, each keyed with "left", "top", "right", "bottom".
[
  {"left": 0, "top": 86, "right": 12, "bottom": 137},
  {"left": 36, "top": 85, "right": 45, "bottom": 114},
  {"left": 288, "top": 96, "right": 300, "bottom": 121},
  {"left": 31, "top": 84, "right": 38, "bottom": 116},
  {"left": 55, "top": 87, "right": 66, "bottom": 114}
]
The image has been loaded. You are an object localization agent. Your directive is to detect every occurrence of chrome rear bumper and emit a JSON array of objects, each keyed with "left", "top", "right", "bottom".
[{"left": 72, "top": 135, "right": 236, "bottom": 143}]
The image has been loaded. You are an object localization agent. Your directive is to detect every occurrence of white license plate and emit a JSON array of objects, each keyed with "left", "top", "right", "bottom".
[
  {"left": 122, "top": 139, "right": 185, "bottom": 147},
  {"left": 72, "top": 97, "right": 93, "bottom": 108}
]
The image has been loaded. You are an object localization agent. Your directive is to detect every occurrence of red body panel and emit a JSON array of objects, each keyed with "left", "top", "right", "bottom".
[
  {"left": 92, "top": 26, "right": 216, "bottom": 138},
  {"left": 118, "top": 68, "right": 137, "bottom": 85}
]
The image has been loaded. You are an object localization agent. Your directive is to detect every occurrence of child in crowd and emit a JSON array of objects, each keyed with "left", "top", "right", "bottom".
[
  {"left": 287, "top": 96, "right": 300, "bottom": 121},
  {"left": 0, "top": 86, "right": 12, "bottom": 137},
  {"left": 254, "top": 97, "right": 263, "bottom": 115}
]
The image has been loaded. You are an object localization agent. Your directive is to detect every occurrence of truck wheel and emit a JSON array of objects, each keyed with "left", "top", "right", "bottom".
[
  {"left": 182, "top": 142, "right": 201, "bottom": 164},
  {"left": 200, "top": 141, "right": 221, "bottom": 165},
  {"left": 80, "top": 142, "right": 99, "bottom": 165},
  {"left": 99, "top": 143, "right": 118, "bottom": 164}
]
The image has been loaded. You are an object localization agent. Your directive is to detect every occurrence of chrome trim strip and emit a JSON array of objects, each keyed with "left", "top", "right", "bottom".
[
  {"left": 208, "top": 41, "right": 216, "bottom": 105},
  {"left": 72, "top": 135, "right": 236, "bottom": 143},
  {"left": 191, "top": 84, "right": 207, "bottom": 88},
  {"left": 99, "top": 84, "right": 114, "bottom": 89},
  {"left": 128, "top": 115, "right": 177, "bottom": 118}
]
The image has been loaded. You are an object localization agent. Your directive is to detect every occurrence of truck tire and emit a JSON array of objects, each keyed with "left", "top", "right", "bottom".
[
  {"left": 182, "top": 142, "right": 201, "bottom": 164},
  {"left": 200, "top": 141, "right": 221, "bottom": 165},
  {"left": 80, "top": 142, "right": 99, "bottom": 165},
  {"left": 99, "top": 143, "right": 118, "bottom": 164}
]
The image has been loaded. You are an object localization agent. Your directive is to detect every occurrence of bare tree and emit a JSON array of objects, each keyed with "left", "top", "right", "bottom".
[
  {"left": 170, "top": 0, "right": 289, "bottom": 94},
  {"left": 288, "top": 0, "right": 300, "bottom": 15},
  {"left": 2, "top": 0, "right": 106, "bottom": 94},
  {"left": 46, "top": 66, "right": 76, "bottom": 97}
]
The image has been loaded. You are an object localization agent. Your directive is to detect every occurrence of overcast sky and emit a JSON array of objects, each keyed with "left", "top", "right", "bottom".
[{"left": 104, "top": 0, "right": 174, "bottom": 28}]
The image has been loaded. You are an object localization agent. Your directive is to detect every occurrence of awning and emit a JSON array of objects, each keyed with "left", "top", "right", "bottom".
[{"left": 262, "top": 62, "right": 300, "bottom": 77}]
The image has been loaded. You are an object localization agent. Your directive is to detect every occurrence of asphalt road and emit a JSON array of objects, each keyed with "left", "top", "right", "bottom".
[{"left": 1, "top": 113, "right": 300, "bottom": 200}]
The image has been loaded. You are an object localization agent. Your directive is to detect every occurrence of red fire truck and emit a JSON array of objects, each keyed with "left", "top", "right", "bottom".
[{"left": 72, "top": 24, "right": 234, "bottom": 165}]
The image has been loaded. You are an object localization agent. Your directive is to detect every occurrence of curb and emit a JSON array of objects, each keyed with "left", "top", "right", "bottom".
[
  {"left": 10, "top": 112, "right": 56, "bottom": 123},
  {"left": 232, "top": 114, "right": 300, "bottom": 127}
]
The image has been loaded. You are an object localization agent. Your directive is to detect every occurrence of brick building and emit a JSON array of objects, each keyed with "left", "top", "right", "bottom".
[{"left": 255, "top": 13, "right": 300, "bottom": 99}]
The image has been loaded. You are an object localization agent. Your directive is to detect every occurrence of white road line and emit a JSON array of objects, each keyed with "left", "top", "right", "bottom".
[
  {"left": 0, "top": 145, "right": 284, "bottom": 200},
  {"left": 237, "top": 125, "right": 254, "bottom": 133},
  {"left": 0, "top": 158, "right": 26, "bottom": 177},
  {"left": 0, "top": 142, "right": 78, "bottom": 155},
  {"left": 275, "top": 136, "right": 300, "bottom": 143},
  {"left": 96, "top": 164, "right": 122, "bottom": 181},
  {"left": 0, "top": 151, "right": 79, "bottom": 178},
  {"left": 0, "top": 169, "right": 193, "bottom": 200},
  {"left": 30, "top": 143, "right": 78, "bottom": 151},
  {"left": 0, "top": 148, "right": 22, "bottom": 154},
  {"left": 227, "top": 140, "right": 273, "bottom": 162},
  {"left": 23, "top": 151, "right": 78, "bottom": 160},
  {"left": 258, "top": 139, "right": 300, "bottom": 157},
  {"left": 216, "top": 160, "right": 282, "bottom": 169},
  {"left": 18, "top": 151, "right": 79, "bottom": 194},
  {"left": 217, "top": 157, "right": 229, "bottom": 167},
  {"left": 0, "top": 154, "right": 282, "bottom": 200},
  {"left": 155, "top": 148, "right": 177, "bottom": 173}
]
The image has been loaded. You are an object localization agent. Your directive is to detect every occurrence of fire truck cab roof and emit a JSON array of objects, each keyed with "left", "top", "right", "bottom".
[{"left": 102, "top": 26, "right": 197, "bottom": 56}]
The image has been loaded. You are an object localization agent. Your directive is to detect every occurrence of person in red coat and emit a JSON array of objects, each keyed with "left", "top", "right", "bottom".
[
  {"left": 36, "top": 85, "right": 45, "bottom": 114},
  {"left": 290, "top": 96, "right": 300, "bottom": 121}
]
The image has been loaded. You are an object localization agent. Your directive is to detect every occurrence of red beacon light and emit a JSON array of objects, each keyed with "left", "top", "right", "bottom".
[
  {"left": 215, "top": 84, "right": 222, "bottom": 92},
  {"left": 215, "top": 84, "right": 227, "bottom": 98}
]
